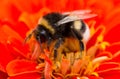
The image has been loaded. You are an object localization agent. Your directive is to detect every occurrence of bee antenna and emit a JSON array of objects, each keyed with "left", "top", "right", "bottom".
[{"left": 23, "top": 30, "right": 35, "bottom": 44}]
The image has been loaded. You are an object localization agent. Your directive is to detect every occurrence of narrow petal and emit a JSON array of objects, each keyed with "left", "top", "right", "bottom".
[
  {"left": 71, "top": 59, "right": 82, "bottom": 74},
  {"left": 61, "top": 58, "right": 70, "bottom": 75},
  {"left": 109, "top": 51, "right": 120, "bottom": 63},
  {"left": 96, "top": 62, "right": 120, "bottom": 74},
  {"left": 87, "top": 26, "right": 105, "bottom": 49},
  {"left": 44, "top": 49, "right": 53, "bottom": 79}
]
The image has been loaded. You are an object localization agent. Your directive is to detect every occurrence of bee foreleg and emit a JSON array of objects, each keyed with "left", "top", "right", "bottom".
[
  {"left": 71, "top": 28, "right": 84, "bottom": 52},
  {"left": 47, "top": 37, "right": 52, "bottom": 49},
  {"left": 54, "top": 38, "right": 64, "bottom": 60},
  {"left": 79, "top": 40, "right": 84, "bottom": 51},
  {"left": 37, "top": 36, "right": 44, "bottom": 53}
]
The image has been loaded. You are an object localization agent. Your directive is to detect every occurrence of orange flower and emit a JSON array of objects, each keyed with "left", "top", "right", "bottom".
[{"left": 0, "top": 0, "right": 120, "bottom": 79}]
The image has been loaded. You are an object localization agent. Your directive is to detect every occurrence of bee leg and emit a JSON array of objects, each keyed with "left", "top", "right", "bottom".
[
  {"left": 71, "top": 28, "right": 84, "bottom": 52},
  {"left": 37, "top": 36, "right": 45, "bottom": 53},
  {"left": 79, "top": 40, "right": 84, "bottom": 51},
  {"left": 47, "top": 37, "right": 52, "bottom": 49},
  {"left": 54, "top": 38, "right": 64, "bottom": 60}
]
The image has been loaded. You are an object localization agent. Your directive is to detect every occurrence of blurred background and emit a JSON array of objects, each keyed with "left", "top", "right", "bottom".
[
  {"left": 0, "top": 0, "right": 120, "bottom": 43},
  {"left": 0, "top": 0, "right": 120, "bottom": 79}
]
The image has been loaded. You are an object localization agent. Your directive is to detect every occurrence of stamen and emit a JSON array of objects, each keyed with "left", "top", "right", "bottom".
[{"left": 92, "top": 56, "right": 110, "bottom": 65}]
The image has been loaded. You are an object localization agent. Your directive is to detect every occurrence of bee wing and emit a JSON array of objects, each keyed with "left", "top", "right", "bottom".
[
  {"left": 56, "top": 13, "right": 97, "bottom": 26},
  {"left": 62, "top": 10, "right": 92, "bottom": 15}
]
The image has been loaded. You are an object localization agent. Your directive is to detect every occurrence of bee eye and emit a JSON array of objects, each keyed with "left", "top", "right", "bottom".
[
  {"left": 40, "top": 29, "right": 48, "bottom": 43},
  {"left": 40, "top": 30, "right": 46, "bottom": 35},
  {"left": 35, "top": 25, "right": 48, "bottom": 43}
]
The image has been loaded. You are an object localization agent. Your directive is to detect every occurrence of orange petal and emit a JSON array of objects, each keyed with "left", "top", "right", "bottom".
[
  {"left": 7, "top": 38, "right": 30, "bottom": 59},
  {"left": 92, "top": 56, "right": 109, "bottom": 65},
  {"left": 44, "top": 49, "right": 52, "bottom": 65},
  {"left": 46, "top": 0, "right": 67, "bottom": 12},
  {"left": 86, "top": 0, "right": 113, "bottom": 20},
  {"left": 113, "top": 0, "right": 120, "bottom": 4},
  {"left": 1, "top": 20, "right": 29, "bottom": 39},
  {"left": 87, "top": 75, "right": 103, "bottom": 79},
  {"left": 6, "top": 59, "right": 38, "bottom": 76},
  {"left": 0, "top": 0, "right": 21, "bottom": 22},
  {"left": 96, "top": 62, "right": 120, "bottom": 74},
  {"left": 0, "top": 43, "right": 15, "bottom": 71},
  {"left": 106, "top": 42, "right": 120, "bottom": 54},
  {"left": 100, "top": 72, "right": 120, "bottom": 79},
  {"left": 104, "top": 25, "right": 120, "bottom": 43},
  {"left": 96, "top": 51, "right": 112, "bottom": 58},
  {"left": 44, "top": 49, "right": 52, "bottom": 79},
  {"left": 11, "top": 0, "right": 45, "bottom": 13},
  {"left": 71, "top": 59, "right": 82, "bottom": 74},
  {"left": 104, "top": 7, "right": 120, "bottom": 33},
  {"left": 56, "top": 77, "right": 63, "bottom": 79},
  {"left": 0, "top": 64, "right": 6, "bottom": 72},
  {"left": 87, "top": 26, "right": 105, "bottom": 49},
  {"left": 19, "top": 7, "right": 50, "bottom": 29},
  {"left": 8, "top": 72, "right": 41, "bottom": 79},
  {"left": 44, "top": 59, "right": 52, "bottom": 79},
  {"left": 99, "top": 68, "right": 120, "bottom": 79},
  {"left": 31, "top": 42, "right": 41, "bottom": 60},
  {"left": 0, "top": 24, "right": 23, "bottom": 42},
  {"left": 9, "top": 21, "right": 29, "bottom": 38},
  {"left": 19, "top": 12, "right": 38, "bottom": 29},
  {"left": 63, "top": 0, "right": 84, "bottom": 11},
  {"left": 109, "top": 51, "right": 120, "bottom": 63}
]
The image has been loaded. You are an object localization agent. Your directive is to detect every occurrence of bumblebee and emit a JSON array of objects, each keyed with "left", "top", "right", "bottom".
[{"left": 25, "top": 10, "right": 96, "bottom": 60}]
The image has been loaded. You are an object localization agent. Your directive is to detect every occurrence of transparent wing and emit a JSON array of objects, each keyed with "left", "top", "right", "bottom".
[
  {"left": 56, "top": 10, "right": 97, "bottom": 26},
  {"left": 62, "top": 10, "right": 92, "bottom": 15}
]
